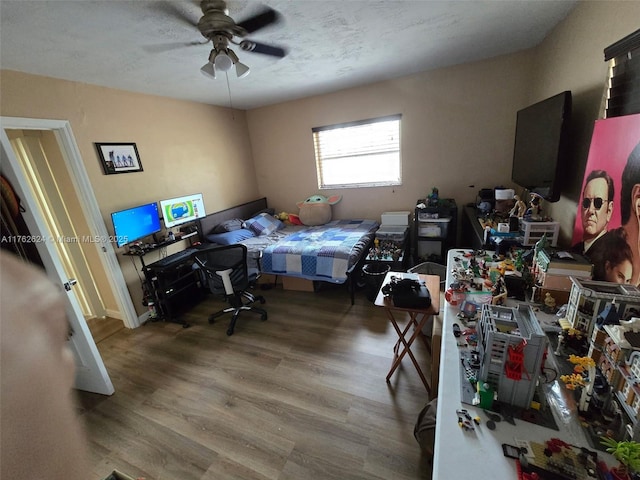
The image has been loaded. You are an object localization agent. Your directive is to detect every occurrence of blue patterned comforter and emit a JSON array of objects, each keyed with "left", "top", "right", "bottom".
[{"left": 261, "top": 219, "right": 379, "bottom": 283}]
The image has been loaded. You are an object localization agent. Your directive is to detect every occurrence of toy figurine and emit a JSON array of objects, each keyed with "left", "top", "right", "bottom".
[
  {"left": 427, "top": 187, "right": 439, "bottom": 207},
  {"left": 544, "top": 292, "right": 557, "bottom": 313},
  {"left": 526, "top": 192, "right": 544, "bottom": 220},
  {"left": 555, "top": 329, "right": 565, "bottom": 356},
  {"left": 509, "top": 195, "right": 527, "bottom": 218}
]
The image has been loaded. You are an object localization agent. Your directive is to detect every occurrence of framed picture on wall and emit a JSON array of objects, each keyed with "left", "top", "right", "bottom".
[
  {"left": 571, "top": 113, "right": 640, "bottom": 284},
  {"left": 95, "top": 142, "right": 143, "bottom": 175}
]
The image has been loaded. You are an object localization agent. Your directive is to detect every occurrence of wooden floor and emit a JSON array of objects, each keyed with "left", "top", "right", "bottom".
[
  {"left": 86, "top": 316, "right": 125, "bottom": 343},
  {"left": 77, "top": 283, "right": 435, "bottom": 480}
]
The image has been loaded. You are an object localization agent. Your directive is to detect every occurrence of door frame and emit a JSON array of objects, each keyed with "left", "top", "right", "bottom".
[
  {"left": 1, "top": 123, "right": 115, "bottom": 394},
  {"left": 0, "top": 116, "right": 138, "bottom": 327}
]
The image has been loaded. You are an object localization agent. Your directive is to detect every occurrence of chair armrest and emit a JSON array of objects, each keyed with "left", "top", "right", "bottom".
[{"left": 215, "top": 268, "right": 234, "bottom": 295}]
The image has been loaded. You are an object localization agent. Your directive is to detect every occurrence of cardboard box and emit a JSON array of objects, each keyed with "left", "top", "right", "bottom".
[
  {"left": 381, "top": 211, "right": 410, "bottom": 226},
  {"left": 282, "top": 276, "right": 315, "bottom": 292},
  {"left": 257, "top": 273, "right": 278, "bottom": 286}
]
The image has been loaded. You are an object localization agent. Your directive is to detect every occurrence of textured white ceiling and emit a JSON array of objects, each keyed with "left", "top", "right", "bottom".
[{"left": 0, "top": 0, "right": 578, "bottom": 110}]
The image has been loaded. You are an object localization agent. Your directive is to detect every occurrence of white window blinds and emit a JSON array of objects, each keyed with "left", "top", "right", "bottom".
[
  {"left": 604, "top": 28, "right": 640, "bottom": 118},
  {"left": 312, "top": 114, "right": 401, "bottom": 189}
]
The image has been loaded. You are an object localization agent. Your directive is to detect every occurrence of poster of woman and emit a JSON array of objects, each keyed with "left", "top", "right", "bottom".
[{"left": 572, "top": 113, "right": 640, "bottom": 284}]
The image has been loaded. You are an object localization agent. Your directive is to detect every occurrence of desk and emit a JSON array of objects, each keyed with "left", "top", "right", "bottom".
[
  {"left": 432, "top": 249, "right": 612, "bottom": 478},
  {"left": 461, "top": 205, "right": 524, "bottom": 253},
  {"left": 124, "top": 236, "right": 202, "bottom": 327},
  {"left": 374, "top": 272, "right": 440, "bottom": 396},
  {"left": 461, "top": 205, "right": 487, "bottom": 250}
]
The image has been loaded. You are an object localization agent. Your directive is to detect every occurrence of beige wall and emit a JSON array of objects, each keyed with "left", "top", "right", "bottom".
[
  {"left": 0, "top": 71, "right": 259, "bottom": 314},
  {"left": 247, "top": 51, "right": 532, "bottom": 221},
  {"left": 2, "top": 0, "right": 639, "bottom": 316},
  {"left": 247, "top": 0, "right": 640, "bottom": 248},
  {"left": 528, "top": 0, "right": 640, "bottom": 246}
]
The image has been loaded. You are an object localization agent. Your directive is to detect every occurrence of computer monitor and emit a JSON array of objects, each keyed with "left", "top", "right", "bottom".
[
  {"left": 110, "top": 202, "right": 161, "bottom": 248},
  {"left": 159, "top": 193, "right": 206, "bottom": 228}
]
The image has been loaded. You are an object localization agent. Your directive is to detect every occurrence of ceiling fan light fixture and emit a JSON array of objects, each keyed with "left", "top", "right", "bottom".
[
  {"left": 235, "top": 61, "right": 250, "bottom": 78},
  {"left": 200, "top": 62, "right": 216, "bottom": 79},
  {"left": 214, "top": 51, "right": 233, "bottom": 72}
]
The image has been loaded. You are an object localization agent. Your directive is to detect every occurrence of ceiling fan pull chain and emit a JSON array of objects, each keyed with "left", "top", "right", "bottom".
[{"left": 225, "top": 72, "right": 235, "bottom": 119}]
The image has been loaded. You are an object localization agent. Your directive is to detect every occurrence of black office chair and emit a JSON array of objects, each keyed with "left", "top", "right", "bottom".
[{"left": 193, "top": 244, "right": 267, "bottom": 335}]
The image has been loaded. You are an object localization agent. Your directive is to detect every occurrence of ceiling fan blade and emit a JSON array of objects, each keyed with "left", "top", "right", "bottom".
[
  {"left": 240, "top": 40, "right": 287, "bottom": 58},
  {"left": 236, "top": 8, "right": 281, "bottom": 34},
  {"left": 143, "top": 40, "right": 208, "bottom": 54},
  {"left": 156, "top": 1, "right": 199, "bottom": 28}
]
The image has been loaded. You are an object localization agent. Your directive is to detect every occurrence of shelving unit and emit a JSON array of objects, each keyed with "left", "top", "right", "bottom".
[
  {"left": 413, "top": 198, "right": 457, "bottom": 265},
  {"left": 365, "top": 225, "right": 410, "bottom": 270},
  {"left": 123, "top": 232, "right": 201, "bottom": 327},
  {"left": 143, "top": 257, "right": 203, "bottom": 327}
]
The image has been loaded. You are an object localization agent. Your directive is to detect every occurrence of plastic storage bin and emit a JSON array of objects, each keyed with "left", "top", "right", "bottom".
[
  {"left": 417, "top": 211, "right": 440, "bottom": 221},
  {"left": 520, "top": 220, "right": 560, "bottom": 246},
  {"left": 381, "top": 211, "right": 411, "bottom": 226},
  {"left": 418, "top": 217, "right": 451, "bottom": 238},
  {"left": 376, "top": 225, "right": 408, "bottom": 242}
]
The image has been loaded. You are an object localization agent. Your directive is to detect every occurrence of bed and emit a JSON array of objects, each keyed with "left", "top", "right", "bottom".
[{"left": 196, "top": 198, "right": 379, "bottom": 304}]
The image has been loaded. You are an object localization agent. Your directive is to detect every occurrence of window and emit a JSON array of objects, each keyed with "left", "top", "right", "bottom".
[
  {"left": 312, "top": 114, "right": 401, "bottom": 189},
  {"left": 604, "top": 28, "right": 640, "bottom": 118}
]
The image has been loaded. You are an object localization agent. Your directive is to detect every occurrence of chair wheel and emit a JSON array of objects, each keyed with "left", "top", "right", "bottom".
[
  {"left": 259, "top": 297, "right": 266, "bottom": 304},
  {"left": 208, "top": 315, "right": 216, "bottom": 324},
  {"left": 226, "top": 328, "right": 234, "bottom": 336},
  {"left": 261, "top": 313, "right": 267, "bottom": 321}
]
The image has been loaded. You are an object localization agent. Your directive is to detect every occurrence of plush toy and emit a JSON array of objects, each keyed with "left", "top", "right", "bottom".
[
  {"left": 297, "top": 194, "right": 342, "bottom": 226},
  {"left": 275, "top": 211, "right": 303, "bottom": 226}
]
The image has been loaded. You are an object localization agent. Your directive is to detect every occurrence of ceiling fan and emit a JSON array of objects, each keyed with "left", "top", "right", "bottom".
[{"left": 159, "top": 0, "right": 287, "bottom": 79}]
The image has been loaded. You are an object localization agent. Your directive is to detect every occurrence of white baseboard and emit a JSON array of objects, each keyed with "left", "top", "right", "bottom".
[
  {"left": 105, "top": 308, "right": 123, "bottom": 320},
  {"left": 134, "top": 311, "right": 151, "bottom": 328},
  {"left": 105, "top": 308, "right": 148, "bottom": 328}
]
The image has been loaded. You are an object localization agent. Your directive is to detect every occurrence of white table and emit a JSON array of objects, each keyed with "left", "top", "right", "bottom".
[{"left": 432, "top": 249, "right": 612, "bottom": 478}]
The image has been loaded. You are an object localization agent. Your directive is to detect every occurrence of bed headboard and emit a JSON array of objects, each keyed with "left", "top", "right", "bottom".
[{"left": 196, "top": 197, "right": 268, "bottom": 236}]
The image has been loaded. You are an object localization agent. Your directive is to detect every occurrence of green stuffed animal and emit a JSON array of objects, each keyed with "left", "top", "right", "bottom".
[{"left": 297, "top": 194, "right": 342, "bottom": 226}]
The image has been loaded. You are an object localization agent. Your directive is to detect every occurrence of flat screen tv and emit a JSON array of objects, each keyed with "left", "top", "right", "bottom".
[
  {"left": 511, "top": 91, "right": 572, "bottom": 202},
  {"left": 111, "top": 202, "right": 161, "bottom": 248},
  {"left": 159, "top": 193, "right": 206, "bottom": 228}
]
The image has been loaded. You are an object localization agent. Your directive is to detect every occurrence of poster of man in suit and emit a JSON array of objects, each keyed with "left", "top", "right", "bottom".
[{"left": 571, "top": 113, "right": 640, "bottom": 284}]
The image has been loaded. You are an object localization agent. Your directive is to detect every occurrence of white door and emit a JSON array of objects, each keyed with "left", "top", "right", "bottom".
[{"left": 1, "top": 130, "right": 114, "bottom": 395}]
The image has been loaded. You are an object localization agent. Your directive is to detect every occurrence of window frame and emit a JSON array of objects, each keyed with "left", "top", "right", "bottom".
[{"left": 311, "top": 114, "right": 402, "bottom": 190}]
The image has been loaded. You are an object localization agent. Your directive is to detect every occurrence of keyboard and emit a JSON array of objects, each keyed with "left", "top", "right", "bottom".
[{"left": 149, "top": 248, "right": 196, "bottom": 268}]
